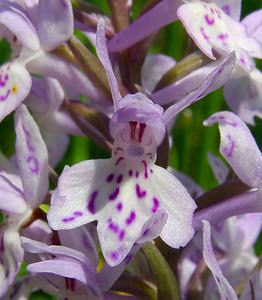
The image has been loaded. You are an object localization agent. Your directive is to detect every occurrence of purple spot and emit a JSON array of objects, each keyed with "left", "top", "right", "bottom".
[
  {"left": 119, "top": 230, "right": 125, "bottom": 241},
  {"left": 222, "top": 135, "right": 235, "bottom": 158},
  {"left": 110, "top": 251, "right": 119, "bottom": 261},
  {"left": 106, "top": 173, "right": 114, "bottom": 182},
  {"left": 60, "top": 0, "right": 68, "bottom": 8},
  {"left": 240, "top": 57, "right": 246, "bottom": 66},
  {"left": 222, "top": 5, "right": 230, "bottom": 15},
  {"left": 205, "top": 14, "right": 215, "bottom": 25},
  {"left": 114, "top": 147, "right": 124, "bottom": 155},
  {"left": 135, "top": 171, "right": 139, "bottom": 178},
  {"left": 109, "top": 187, "right": 120, "bottom": 201},
  {"left": 74, "top": 211, "right": 83, "bottom": 217},
  {"left": 136, "top": 184, "right": 147, "bottom": 199},
  {"left": 151, "top": 197, "right": 159, "bottom": 213},
  {"left": 109, "top": 221, "right": 119, "bottom": 233},
  {"left": 27, "top": 156, "right": 39, "bottom": 173},
  {"left": 116, "top": 174, "right": 123, "bottom": 184},
  {"left": 87, "top": 191, "right": 98, "bottom": 214},
  {"left": 116, "top": 202, "right": 123, "bottom": 211},
  {"left": 62, "top": 216, "right": 75, "bottom": 223},
  {"left": 115, "top": 157, "right": 124, "bottom": 166},
  {"left": 141, "top": 160, "right": 148, "bottom": 179},
  {"left": 150, "top": 169, "right": 153, "bottom": 174},
  {"left": 125, "top": 254, "right": 133, "bottom": 264},
  {"left": 126, "top": 210, "right": 136, "bottom": 225},
  {"left": 22, "top": 125, "right": 35, "bottom": 152},
  {"left": 0, "top": 89, "right": 10, "bottom": 101},
  {"left": 200, "top": 27, "right": 209, "bottom": 41},
  {"left": 128, "top": 170, "right": 133, "bottom": 176},
  {"left": 142, "top": 228, "right": 150, "bottom": 237},
  {"left": 217, "top": 33, "right": 228, "bottom": 41}
]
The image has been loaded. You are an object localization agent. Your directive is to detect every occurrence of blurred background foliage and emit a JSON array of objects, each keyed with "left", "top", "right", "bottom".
[{"left": 0, "top": 0, "right": 262, "bottom": 298}]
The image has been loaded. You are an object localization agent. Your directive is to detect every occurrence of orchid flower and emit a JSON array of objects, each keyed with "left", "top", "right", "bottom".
[
  {"left": 0, "top": 104, "right": 49, "bottom": 297},
  {"left": 0, "top": 0, "right": 107, "bottom": 123},
  {"left": 47, "top": 19, "right": 201, "bottom": 267}
]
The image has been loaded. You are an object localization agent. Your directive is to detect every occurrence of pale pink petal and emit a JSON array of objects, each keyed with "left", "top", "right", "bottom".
[
  {"left": 96, "top": 19, "right": 122, "bottom": 110},
  {"left": 0, "top": 172, "right": 26, "bottom": 214},
  {"left": 15, "top": 104, "right": 49, "bottom": 208},
  {"left": 204, "top": 111, "right": 262, "bottom": 188},
  {"left": 37, "top": 0, "right": 73, "bottom": 51},
  {"left": 0, "top": 61, "right": 32, "bottom": 122},
  {"left": 202, "top": 220, "right": 238, "bottom": 300},
  {"left": 163, "top": 53, "right": 235, "bottom": 125},
  {"left": 242, "top": 9, "right": 262, "bottom": 45},
  {"left": 108, "top": 0, "right": 181, "bottom": 52},
  {"left": 151, "top": 165, "right": 197, "bottom": 248},
  {"left": 0, "top": 228, "right": 24, "bottom": 298},
  {"left": 224, "top": 67, "right": 262, "bottom": 125},
  {"left": 0, "top": 2, "right": 40, "bottom": 51}
]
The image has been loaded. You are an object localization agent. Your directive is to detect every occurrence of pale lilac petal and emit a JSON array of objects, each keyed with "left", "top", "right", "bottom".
[
  {"left": 213, "top": 0, "right": 242, "bottom": 21},
  {"left": 194, "top": 191, "right": 262, "bottom": 230},
  {"left": 151, "top": 165, "right": 197, "bottom": 248},
  {"left": 27, "top": 259, "right": 97, "bottom": 288},
  {"left": 168, "top": 168, "right": 204, "bottom": 199},
  {"left": 37, "top": 0, "right": 73, "bottom": 51},
  {"left": 0, "top": 228, "right": 24, "bottom": 298},
  {"left": 177, "top": 2, "right": 260, "bottom": 70},
  {"left": 163, "top": 53, "right": 235, "bottom": 125},
  {"left": 0, "top": 172, "right": 26, "bottom": 214},
  {"left": 27, "top": 53, "right": 109, "bottom": 104},
  {"left": 202, "top": 220, "right": 238, "bottom": 300},
  {"left": 232, "top": 213, "right": 262, "bottom": 251},
  {"left": 0, "top": 61, "right": 32, "bottom": 122},
  {"left": 208, "top": 152, "right": 229, "bottom": 183},
  {"left": 96, "top": 19, "right": 122, "bottom": 110},
  {"left": 141, "top": 54, "right": 176, "bottom": 93},
  {"left": 21, "top": 237, "right": 96, "bottom": 273},
  {"left": 58, "top": 227, "right": 99, "bottom": 267},
  {"left": 152, "top": 59, "right": 222, "bottom": 105},
  {"left": 0, "top": 2, "right": 40, "bottom": 51},
  {"left": 108, "top": 0, "right": 181, "bottom": 52},
  {"left": 224, "top": 67, "right": 262, "bottom": 125},
  {"left": 242, "top": 9, "right": 262, "bottom": 45},
  {"left": 15, "top": 104, "right": 49, "bottom": 207},
  {"left": 204, "top": 111, "right": 262, "bottom": 188}
]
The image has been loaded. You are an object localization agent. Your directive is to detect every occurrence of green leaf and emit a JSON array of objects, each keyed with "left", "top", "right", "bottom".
[{"left": 143, "top": 242, "right": 180, "bottom": 300}]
